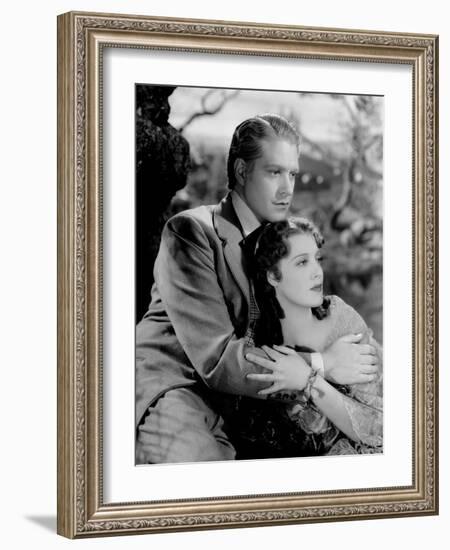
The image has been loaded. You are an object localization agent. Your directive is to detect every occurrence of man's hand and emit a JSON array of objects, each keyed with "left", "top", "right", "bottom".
[
  {"left": 322, "top": 333, "right": 378, "bottom": 385},
  {"left": 245, "top": 345, "right": 311, "bottom": 395}
]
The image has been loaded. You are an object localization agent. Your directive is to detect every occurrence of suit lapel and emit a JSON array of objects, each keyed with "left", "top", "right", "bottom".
[{"left": 212, "top": 195, "right": 251, "bottom": 305}]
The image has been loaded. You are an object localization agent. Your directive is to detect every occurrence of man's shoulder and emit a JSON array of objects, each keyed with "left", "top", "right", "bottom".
[
  {"left": 170, "top": 204, "right": 215, "bottom": 224},
  {"left": 164, "top": 204, "right": 217, "bottom": 240}
]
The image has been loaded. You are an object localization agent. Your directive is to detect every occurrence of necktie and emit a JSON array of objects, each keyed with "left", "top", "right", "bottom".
[{"left": 239, "top": 224, "right": 269, "bottom": 346}]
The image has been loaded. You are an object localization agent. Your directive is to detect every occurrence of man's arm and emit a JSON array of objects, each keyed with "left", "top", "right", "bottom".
[
  {"left": 153, "top": 214, "right": 274, "bottom": 398},
  {"left": 153, "top": 214, "right": 378, "bottom": 396}
]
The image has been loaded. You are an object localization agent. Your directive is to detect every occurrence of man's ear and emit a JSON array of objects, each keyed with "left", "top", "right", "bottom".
[
  {"left": 267, "top": 270, "right": 278, "bottom": 288},
  {"left": 234, "top": 158, "right": 247, "bottom": 187}
]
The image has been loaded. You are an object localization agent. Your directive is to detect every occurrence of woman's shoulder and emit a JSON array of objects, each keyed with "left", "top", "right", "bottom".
[{"left": 326, "top": 295, "right": 368, "bottom": 338}]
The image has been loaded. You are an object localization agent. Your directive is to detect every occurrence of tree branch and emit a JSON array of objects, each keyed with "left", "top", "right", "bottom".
[{"left": 178, "top": 90, "right": 240, "bottom": 132}]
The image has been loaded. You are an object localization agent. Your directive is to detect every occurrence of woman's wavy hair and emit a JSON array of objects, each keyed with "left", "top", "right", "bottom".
[
  {"left": 251, "top": 217, "right": 331, "bottom": 347},
  {"left": 227, "top": 114, "right": 300, "bottom": 190}
]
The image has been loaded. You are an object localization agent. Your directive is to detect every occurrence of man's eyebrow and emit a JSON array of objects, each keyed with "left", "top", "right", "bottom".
[{"left": 263, "top": 163, "right": 299, "bottom": 172}]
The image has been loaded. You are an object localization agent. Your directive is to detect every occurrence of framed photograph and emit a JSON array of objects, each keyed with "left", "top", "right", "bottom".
[{"left": 57, "top": 11, "right": 439, "bottom": 538}]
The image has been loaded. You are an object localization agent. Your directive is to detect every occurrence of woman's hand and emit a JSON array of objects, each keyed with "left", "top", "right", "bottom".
[{"left": 246, "top": 345, "right": 311, "bottom": 395}]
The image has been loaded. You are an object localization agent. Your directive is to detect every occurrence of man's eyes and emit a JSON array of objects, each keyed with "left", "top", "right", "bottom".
[{"left": 268, "top": 169, "right": 297, "bottom": 177}]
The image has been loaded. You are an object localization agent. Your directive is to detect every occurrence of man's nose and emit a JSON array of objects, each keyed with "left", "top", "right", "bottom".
[{"left": 277, "top": 173, "right": 294, "bottom": 196}]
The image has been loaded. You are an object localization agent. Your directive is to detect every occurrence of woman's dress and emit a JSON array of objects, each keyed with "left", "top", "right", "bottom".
[{"left": 224, "top": 295, "right": 383, "bottom": 459}]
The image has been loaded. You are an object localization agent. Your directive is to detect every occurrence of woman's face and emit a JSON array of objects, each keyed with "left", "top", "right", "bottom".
[{"left": 269, "top": 232, "right": 324, "bottom": 309}]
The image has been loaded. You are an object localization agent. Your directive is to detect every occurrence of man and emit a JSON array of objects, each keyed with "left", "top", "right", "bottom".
[{"left": 136, "top": 114, "right": 378, "bottom": 463}]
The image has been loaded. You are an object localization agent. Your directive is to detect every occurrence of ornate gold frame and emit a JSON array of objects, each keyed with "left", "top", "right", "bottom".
[{"left": 57, "top": 11, "right": 439, "bottom": 538}]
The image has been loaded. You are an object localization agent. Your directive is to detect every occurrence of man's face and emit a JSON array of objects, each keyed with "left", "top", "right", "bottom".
[{"left": 238, "top": 137, "right": 299, "bottom": 222}]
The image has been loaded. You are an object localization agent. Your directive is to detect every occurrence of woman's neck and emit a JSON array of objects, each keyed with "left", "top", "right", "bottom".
[{"left": 278, "top": 299, "right": 316, "bottom": 348}]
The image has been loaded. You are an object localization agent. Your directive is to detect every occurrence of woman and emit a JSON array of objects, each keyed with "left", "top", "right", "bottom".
[{"left": 231, "top": 217, "right": 382, "bottom": 458}]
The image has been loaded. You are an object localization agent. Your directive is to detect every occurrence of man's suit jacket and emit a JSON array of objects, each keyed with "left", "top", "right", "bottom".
[{"left": 135, "top": 193, "right": 266, "bottom": 428}]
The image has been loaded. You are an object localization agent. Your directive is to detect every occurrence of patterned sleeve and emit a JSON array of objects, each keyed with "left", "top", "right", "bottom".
[{"left": 329, "top": 296, "right": 383, "bottom": 449}]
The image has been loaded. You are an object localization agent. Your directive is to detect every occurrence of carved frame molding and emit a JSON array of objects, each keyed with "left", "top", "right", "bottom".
[{"left": 57, "top": 11, "right": 438, "bottom": 538}]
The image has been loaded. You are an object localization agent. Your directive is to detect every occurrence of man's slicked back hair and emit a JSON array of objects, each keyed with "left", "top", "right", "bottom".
[{"left": 227, "top": 114, "right": 300, "bottom": 189}]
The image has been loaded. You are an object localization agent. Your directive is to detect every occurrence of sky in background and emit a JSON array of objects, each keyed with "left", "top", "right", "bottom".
[{"left": 168, "top": 86, "right": 383, "bottom": 147}]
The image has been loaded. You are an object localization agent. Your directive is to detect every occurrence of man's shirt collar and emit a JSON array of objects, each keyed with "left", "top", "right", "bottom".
[{"left": 230, "top": 190, "right": 261, "bottom": 237}]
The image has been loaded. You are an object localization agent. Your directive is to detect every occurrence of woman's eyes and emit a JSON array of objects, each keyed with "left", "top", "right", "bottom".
[
  {"left": 295, "top": 256, "right": 323, "bottom": 267},
  {"left": 295, "top": 259, "right": 307, "bottom": 266}
]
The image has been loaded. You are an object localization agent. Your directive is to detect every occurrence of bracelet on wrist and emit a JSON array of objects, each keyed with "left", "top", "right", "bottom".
[
  {"left": 303, "top": 367, "right": 320, "bottom": 401},
  {"left": 295, "top": 367, "right": 320, "bottom": 410},
  {"left": 311, "top": 352, "right": 325, "bottom": 378}
]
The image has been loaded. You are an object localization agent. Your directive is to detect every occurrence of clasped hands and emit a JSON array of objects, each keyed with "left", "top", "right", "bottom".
[{"left": 245, "top": 333, "right": 379, "bottom": 396}]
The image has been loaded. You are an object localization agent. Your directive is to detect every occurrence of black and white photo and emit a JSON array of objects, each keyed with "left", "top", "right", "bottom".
[{"left": 135, "top": 84, "right": 384, "bottom": 464}]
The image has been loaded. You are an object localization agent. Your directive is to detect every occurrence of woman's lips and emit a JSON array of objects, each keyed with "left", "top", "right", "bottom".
[{"left": 310, "top": 283, "right": 323, "bottom": 292}]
